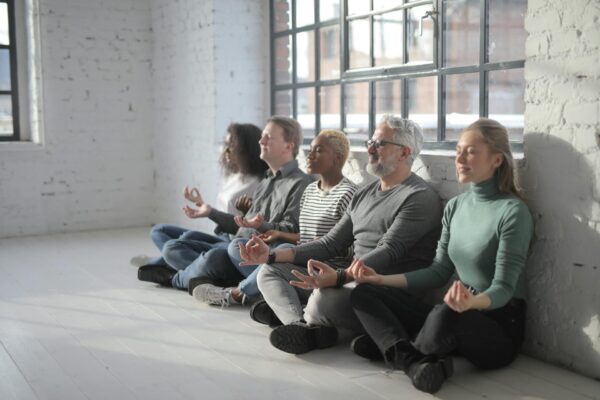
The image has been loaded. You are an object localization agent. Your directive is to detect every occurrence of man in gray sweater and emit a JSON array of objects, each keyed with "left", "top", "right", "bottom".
[{"left": 239, "top": 115, "right": 443, "bottom": 354}]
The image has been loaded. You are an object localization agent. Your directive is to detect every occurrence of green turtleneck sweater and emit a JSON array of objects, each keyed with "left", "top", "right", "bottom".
[{"left": 405, "top": 177, "right": 534, "bottom": 309}]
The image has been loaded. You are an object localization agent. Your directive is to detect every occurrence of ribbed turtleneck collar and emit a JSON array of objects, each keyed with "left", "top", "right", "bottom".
[{"left": 471, "top": 176, "right": 500, "bottom": 200}]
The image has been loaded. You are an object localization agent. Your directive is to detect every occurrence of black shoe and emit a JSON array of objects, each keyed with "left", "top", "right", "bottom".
[
  {"left": 350, "top": 334, "right": 383, "bottom": 361},
  {"left": 269, "top": 322, "right": 338, "bottom": 354},
  {"left": 188, "top": 277, "right": 216, "bottom": 295},
  {"left": 137, "top": 265, "right": 175, "bottom": 287},
  {"left": 407, "top": 356, "right": 453, "bottom": 394},
  {"left": 250, "top": 300, "right": 282, "bottom": 327}
]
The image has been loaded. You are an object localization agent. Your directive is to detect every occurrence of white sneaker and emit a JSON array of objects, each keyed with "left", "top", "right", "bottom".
[
  {"left": 130, "top": 254, "right": 154, "bottom": 267},
  {"left": 193, "top": 284, "right": 247, "bottom": 307}
]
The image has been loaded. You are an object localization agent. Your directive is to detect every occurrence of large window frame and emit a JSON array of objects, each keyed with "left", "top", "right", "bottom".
[
  {"left": 0, "top": 0, "right": 20, "bottom": 141},
  {"left": 270, "top": 0, "right": 526, "bottom": 151}
]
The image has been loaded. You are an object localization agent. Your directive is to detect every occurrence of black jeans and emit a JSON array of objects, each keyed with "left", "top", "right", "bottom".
[{"left": 350, "top": 284, "right": 525, "bottom": 370}]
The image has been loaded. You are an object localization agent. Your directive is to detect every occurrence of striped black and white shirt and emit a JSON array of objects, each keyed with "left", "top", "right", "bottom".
[{"left": 298, "top": 177, "right": 358, "bottom": 244}]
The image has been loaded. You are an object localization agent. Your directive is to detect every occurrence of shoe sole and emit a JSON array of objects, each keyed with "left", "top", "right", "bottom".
[
  {"left": 411, "top": 357, "right": 453, "bottom": 394},
  {"left": 269, "top": 325, "right": 315, "bottom": 354}
]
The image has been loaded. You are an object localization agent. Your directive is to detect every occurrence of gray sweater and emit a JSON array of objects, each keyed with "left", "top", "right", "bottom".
[
  {"left": 293, "top": 173, "right": 443, "bottom": 274},
  {"left": 208, "top": 160, "right": 314, "bottom": 238}
]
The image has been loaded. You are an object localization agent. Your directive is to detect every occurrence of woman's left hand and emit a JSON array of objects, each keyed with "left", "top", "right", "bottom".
[
  {"left": 289, "top": 259, "right": 337, "bottom": 290},
  {"left": 444, "top": 280, "right": 475, "bottom": 313},
  {"left": 234, "top": 213, "right": 264, "bottom": 229}
]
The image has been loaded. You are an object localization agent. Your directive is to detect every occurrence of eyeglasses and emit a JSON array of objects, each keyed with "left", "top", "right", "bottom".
[{"left": 364, "top": 139, "right": 405, "bottom": 150}]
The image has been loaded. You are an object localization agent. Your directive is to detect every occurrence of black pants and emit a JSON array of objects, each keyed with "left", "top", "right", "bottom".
[{"left": 350, "top": 284, "right": 525, "bottom": 370}]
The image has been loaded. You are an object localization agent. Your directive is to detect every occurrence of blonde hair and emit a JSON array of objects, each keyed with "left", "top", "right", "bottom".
[
  {"left": 464, "top": 118, "right": 520, "bottom": 197},
  {"left": 317, "top": 129, "right": 350, "bottom": 165}
]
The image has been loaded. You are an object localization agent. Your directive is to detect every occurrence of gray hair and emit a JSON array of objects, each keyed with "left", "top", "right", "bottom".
[{"left": 379, "top": 115, "right": 424, "bottom": 166}]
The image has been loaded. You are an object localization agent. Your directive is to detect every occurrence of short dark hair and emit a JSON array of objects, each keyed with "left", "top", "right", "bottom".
[
  {"left": 267, "top": 116, "right": 302, "bottom": 158},
  {"left": 220, "top": 123, "right": 268, "bottom": 177}
]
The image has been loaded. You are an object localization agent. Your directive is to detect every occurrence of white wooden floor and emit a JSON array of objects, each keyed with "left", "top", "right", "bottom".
[{"left": 0, "top": 227, "right": 599, "bottom": 400}]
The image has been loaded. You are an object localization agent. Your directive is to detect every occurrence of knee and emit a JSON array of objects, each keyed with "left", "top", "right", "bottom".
[
  {"left": 414, "top": 304, "right": 458, "bottom": 355},
  {"left": 227, "top": 238, "right": 247, "bottom": 259},
  {"left": 304, "top": 289, "right": 334, "bottom": 325},
  {"left": 179, "top": 230, "right": 197, "bottom": 241},
  {"left": 350, "top": 283, "right": 379, "bottom": 308},
  {"left": 150, "top": 223, "right": 168, "bottom": 237}
]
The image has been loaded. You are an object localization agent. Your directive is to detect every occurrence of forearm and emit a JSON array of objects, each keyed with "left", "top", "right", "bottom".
[
  {"left": 275, "top": 231, "right": 300, "bottom": 244},
  {"left": 470, "top": 293, "right": 492, "bottom": 311},
  {"left": 207, "top": 208, "right": 239, "bottom": 234},
  {"left": 272, "top": 247, "right": 296, "bottom": 264}
]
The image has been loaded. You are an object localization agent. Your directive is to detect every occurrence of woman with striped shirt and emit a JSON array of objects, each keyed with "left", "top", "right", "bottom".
[{"left": 193, "top": 129, "right": 358, "bottom": 307}]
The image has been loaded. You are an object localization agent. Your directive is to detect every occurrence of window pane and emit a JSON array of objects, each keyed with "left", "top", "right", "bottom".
[
  {"left": 408, "top": 5, "right": 434, "bottom": 64},
  {"left": 489, "top": 0, "right": 527, "bottom": 62},
  {"left": 320, "top": 0, "right": 340, "bottom": 21},
  {"left": 274, "top": 90, "right": 293, "bottom": 117},
  {"left": 375, "top": 80, "right": 402, "bottom": 120},
  {"left": 273, "top": 0, "right": 292, "bottom": 32},
  {"left": 0, "top": 49, "right": 11, "bottom": 90},
  {"left": 489, "top": 68, "right": 524, "bottom": 141},
  {"left": 297, "top": 87, "right": 316, "bottom": 140},
  {"left": 349, "top": 19, "right": 370, "bottom": 69},
  {"left": 374, "top": 0, "right": 399, "bottom": 11},
  {"left": 0, "top": 3, "right": 8, "bottom": 45},
  {"left": 296, "top": 0, "right": 314, "bottom": 27},
  {"left": 320, "top": 25, "right": 340, "bottom": 79},
  {"left": 274, "top": 35, "right": 292, "bottom": 85},
  {"left": 444, "top": 0, "right": 479, "bottom": 67},
  {"left": 344, "top": 82, "right": 370, "bottom": 141},
  {"left": 348, "top": 0, "right": 370, "bottom": 16},
  {"left": 296, "top": 31, "right": 315, "bottom": 83},
  {"left": 319, "top": 84, "right": 341, "bottom": 130},
  {"left": 408, "top": 76, "right": 437, "bottom": 141},
  {"left": 374, "top": 11, "right": 403, "bottom": 66},
  {"left": 445, "top": 73, "right": 479, "bottom": 141},
  {"left": 0, "top": 94, "right": 13, "bottom": 135}
]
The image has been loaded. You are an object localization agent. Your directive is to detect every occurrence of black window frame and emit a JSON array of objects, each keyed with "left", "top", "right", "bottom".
[
  {"left": 0, "top": 0, "right": 20, "bottom": 142},
  {"left": 270, "top": 0, "right": 525, "bottom": 151}
]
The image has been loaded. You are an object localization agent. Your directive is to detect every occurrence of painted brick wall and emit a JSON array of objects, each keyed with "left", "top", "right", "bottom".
[
  {"left": 0, "top": 0, "right": 154, "bottom": 238},
  {"left": 521, "top": 0, "right": 600, "bottom": 378},
  {"left": 150, "top": 0, "right": 269, "bottom": 233}
]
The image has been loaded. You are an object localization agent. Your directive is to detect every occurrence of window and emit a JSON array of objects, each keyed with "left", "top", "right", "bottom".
[
  {"left": 270, "top": 0, "right": 526, "bottom": 149},
  {"left": 0, "top": 0, "right": 19, "bottom": 141}
]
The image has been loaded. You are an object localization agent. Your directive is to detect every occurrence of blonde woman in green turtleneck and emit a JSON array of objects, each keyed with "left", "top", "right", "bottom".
[{"left": 348, "top": 118, "right": 534, "bottom": 395}]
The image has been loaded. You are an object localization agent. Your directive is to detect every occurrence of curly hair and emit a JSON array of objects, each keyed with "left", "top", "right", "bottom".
[{"left": 220, "top": 123, "right": 268, "bottom": 177}]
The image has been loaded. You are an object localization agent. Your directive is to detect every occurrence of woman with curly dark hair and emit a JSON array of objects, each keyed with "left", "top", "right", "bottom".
[{"left": 130, "top": 123, "right": 267, "bottom": 269}]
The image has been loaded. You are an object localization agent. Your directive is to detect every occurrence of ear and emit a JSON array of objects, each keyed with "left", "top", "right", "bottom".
[{"left": 492, "top": 153, "right": 503, "bottom": 169}]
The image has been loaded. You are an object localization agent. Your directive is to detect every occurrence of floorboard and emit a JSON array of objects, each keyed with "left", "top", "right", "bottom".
[{"left": 0, "top": 227, "right": 598, "bottom": 400}]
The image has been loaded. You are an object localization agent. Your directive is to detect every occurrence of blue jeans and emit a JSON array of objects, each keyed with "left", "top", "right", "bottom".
[
  {"left": 151, "top": 224, "right": 229, "bottom": 268},
  {"left": 169, "top": 246, "right": 242, "bottom": 290},
  {"left": 226, "top": 238, "right": 292, "bottom": 299}
]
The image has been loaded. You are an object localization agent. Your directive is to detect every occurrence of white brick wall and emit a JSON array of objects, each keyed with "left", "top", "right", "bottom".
[
  {"left": 150, "top": 0, "right": 269, "bottom": 233},
  {"left": 521, "top": 0, "right": 600, "bottom": 378},
  {"left": 0, "top": 0, "right": 154, "bottom": 238}
]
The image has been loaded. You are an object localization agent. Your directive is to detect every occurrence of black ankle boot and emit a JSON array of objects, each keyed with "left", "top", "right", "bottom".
[
  {"left": 138, "top": 265, "right": 175, "bottom": 287},
  {"left": 407, "top": 355, "right": 453, "bottom": 394},
  {"left": 350, "top": 334, "right": 383, "bottom": 361}
]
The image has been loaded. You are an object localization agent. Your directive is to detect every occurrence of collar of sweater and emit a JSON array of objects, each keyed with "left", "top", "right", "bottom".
[{"left": 470, "top": 176, "right": 500, "bottom": 201}]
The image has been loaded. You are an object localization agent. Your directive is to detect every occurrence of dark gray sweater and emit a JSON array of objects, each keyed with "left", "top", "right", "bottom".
[{"left": 294, "top": 173, "right": 443, "bottom": 274}]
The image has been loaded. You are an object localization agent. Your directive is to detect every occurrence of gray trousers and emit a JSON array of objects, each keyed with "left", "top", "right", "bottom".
[{"left": 257, "top": 262, "right": 364, "bottom": 332}]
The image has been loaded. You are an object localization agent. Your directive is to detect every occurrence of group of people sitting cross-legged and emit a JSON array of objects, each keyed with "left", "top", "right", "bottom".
[{"left": 133, "top": 115, "right": 534, "bottom": 395}]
